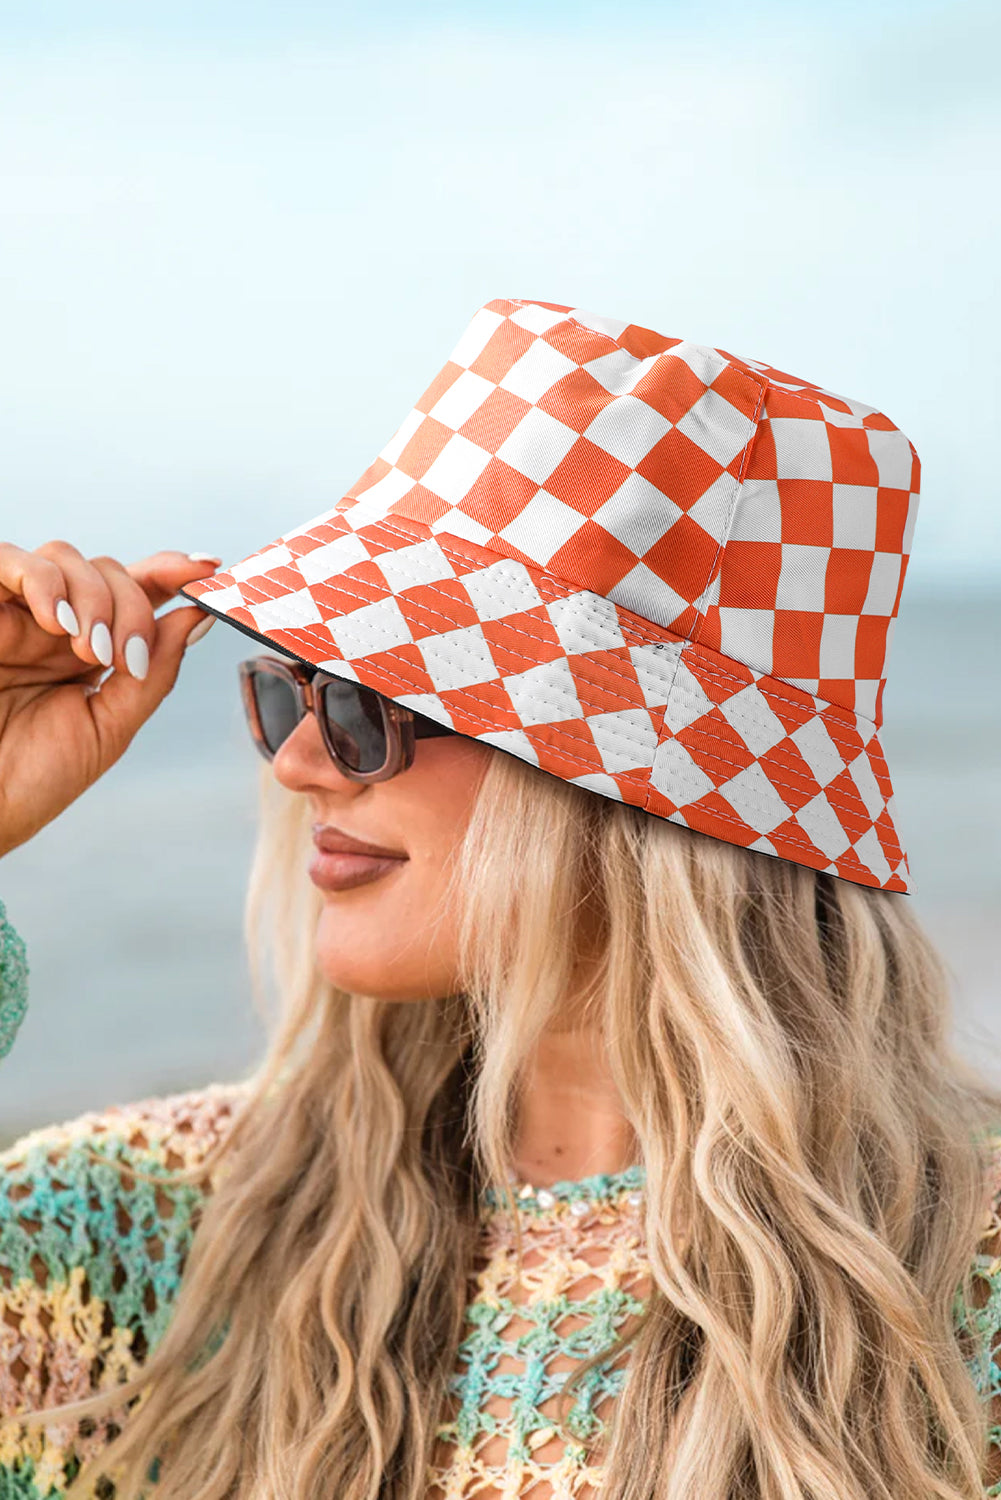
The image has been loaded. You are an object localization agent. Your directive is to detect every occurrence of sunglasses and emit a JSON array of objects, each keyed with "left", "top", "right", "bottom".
[{"left": 239, "top": 655, "right": 456, "bottom": 783}]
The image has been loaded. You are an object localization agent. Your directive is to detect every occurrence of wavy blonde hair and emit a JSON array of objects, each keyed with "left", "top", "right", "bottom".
[{"left": 20, "top": 744, "right": 1001, "bottom": 1499}]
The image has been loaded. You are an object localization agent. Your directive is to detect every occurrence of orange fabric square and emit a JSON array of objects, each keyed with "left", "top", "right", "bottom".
[
  {"left": 397, "top": 417, "right": 452, "bottom": 480},
  {"left": 479, "top": 610, "right": 564, "bottom": 676},
  {"left": 637, "top": 428, "right": 724, "bottom": 510},
  {"left": 548, "top": 518, "right": 643, "bottom": 598},
  {"left": 469, "top": 323, "right": 534, "bottom": 384},
  {"left": 771, "top": 610, "right": 824, "bottom": 681},
  {"left": 854, "top": 614, "right": 891, "bottom": 681},
  {"left": 414, "top": 361, "right": 463, "bottom": 416},
  {"left": 458, "top": 386, "right": 531, "bottom": 454},
  {"left": 538, "top": 368, "right": 617, "bottom": 434},
  {"left": 874, "top": 490, "right": 910, "bottom": 552},
  {"left": 824, "top": 548, "right": 871, "bottom": 614},
  {"left": 631, "top": 360, "right": 708, "bottom": 426},
  {"left": 776, "top": 481, "right": 834, "bottom": 545},
  {"left": 716, "top": 541, "right": 782, "bottom": 609},
  {"left": 545, "top": 438, "right": 631, "bottom": 513},
  {"left": 828, "top": 426, "right": 879, "bottom": 486},
  {"left": 543, "top": 320, "right": 616, "bottom": 367},
  {"left": 459, "top": 458, "right": 539, "bottom": 535},
  {"left": 643, "top": 512, "right": 720, "bottom": 602}
]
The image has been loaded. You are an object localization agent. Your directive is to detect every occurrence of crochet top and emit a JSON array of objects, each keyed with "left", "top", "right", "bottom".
[{"left": 2, "top": 914, "right": 1001, "bottom": 1496}]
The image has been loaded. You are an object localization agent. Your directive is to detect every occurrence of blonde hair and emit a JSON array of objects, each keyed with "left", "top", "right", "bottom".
[{"left": 20, "top": 746, "right": 1001, "bottom": 1498}]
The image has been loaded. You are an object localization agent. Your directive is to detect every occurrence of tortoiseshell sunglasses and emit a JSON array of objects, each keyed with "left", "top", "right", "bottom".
[{"left": 239, "top": 655, "right": 455, "bottom": 783}]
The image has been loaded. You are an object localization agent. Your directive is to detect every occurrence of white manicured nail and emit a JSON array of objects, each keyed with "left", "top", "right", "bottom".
[
  {"left": 90, "top": 621, "right": 113, "bottom": 667},
  {"left": 124, "top": 635, "right": 149, "bottom": 680},
  {"left": 55, "top": 598, "right": 80, "bottom": 636},
  {"left": 188, "top": 552, "right": 222, "bottom": 565},
  {"left": 186, "top": 615, "right": 216, "bottom": 646}
]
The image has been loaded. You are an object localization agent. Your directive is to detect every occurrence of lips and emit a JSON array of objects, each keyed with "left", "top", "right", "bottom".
[
  {"left": 311, "top": 824, "right": 406, "bottom": 858},
  {"left": 309, "top": 824, "right": 407, "bottom": 892}
]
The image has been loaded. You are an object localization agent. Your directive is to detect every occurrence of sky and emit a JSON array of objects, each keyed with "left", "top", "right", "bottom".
[{"left": 0, "top": 0, "right": 998, "bottom": 587}]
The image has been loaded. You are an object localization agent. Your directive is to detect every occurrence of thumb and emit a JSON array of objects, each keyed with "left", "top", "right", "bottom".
[{"left": 87, "top": 604, "right": 215, "bottom": 765}]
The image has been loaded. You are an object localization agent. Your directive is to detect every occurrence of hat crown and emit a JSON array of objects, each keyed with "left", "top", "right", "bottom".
[{"left": 339, "top": 299, "right": 920, "bottom": 727}]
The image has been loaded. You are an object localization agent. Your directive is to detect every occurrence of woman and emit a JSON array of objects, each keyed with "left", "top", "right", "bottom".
[{"left": 2, "top": 298, "right": 1001, "bottom": 1500}]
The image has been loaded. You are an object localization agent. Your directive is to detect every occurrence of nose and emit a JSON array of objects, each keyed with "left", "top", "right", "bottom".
[{"left": 270, "top": 710, "right": 365, "bottom": 796}]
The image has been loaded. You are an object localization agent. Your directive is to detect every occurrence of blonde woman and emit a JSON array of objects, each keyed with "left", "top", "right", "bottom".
[{"left": 1, "top": 298, "right": 1001, "bottom": 1500}]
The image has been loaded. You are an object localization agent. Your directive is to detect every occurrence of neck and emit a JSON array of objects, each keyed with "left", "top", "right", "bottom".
[{"left": 509, "top": 1026, "right": 640, "bottom": 1188}]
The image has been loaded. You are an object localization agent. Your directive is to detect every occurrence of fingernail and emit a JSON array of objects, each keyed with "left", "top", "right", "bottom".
[
  {"left": 186, "top": 615, "right": 216, "bottom": 646},
  {"left": 56, "top": 598, "right": 80, "bottom": 636},
  {"left": 90, "top": 621, "right": 113, "bottom": 667},
  {"left": 124, "top": 635, "right": 149, "bottom": 681},
  {"left": 188, "top": 552, "right": 222, "bottom": 565}
]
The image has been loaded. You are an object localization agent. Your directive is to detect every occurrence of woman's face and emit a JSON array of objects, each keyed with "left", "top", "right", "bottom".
[{"left": 270, "top": 702, "right": 494, "bottom": 1001}]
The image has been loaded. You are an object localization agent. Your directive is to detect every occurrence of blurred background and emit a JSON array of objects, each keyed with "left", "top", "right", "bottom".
[{"left": 0, "top": 0, "right": 998, "bottom": 1142}]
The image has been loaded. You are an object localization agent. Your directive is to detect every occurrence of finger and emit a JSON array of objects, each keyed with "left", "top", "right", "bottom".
[
  {"left": 125, "top": 551, "right": 223, "bottom": 611},
  {"left": 0, "top": 540, "right": 82, "bottom": 639},
  {"left": 85, "top": 603, "right": 215, "bottom": 762},
  {"left": 89, "top": 554, "right": 159, "bottom": 681},
  {"left": 34, "top": 539, "right": 118, "bottom": 669}
]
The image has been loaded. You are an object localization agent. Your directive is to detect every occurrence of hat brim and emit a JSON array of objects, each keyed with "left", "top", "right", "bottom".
[{"left": 181, "top": 507, "right": 911, "bottom": 894}]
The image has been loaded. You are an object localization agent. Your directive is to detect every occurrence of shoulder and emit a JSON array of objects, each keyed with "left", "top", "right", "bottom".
[{"left": 0, "top": 1082, "right": 250, "bottom": 1418}]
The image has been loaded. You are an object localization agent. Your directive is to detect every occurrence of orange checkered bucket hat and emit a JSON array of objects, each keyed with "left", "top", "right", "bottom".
[{"left": 181, "top": 298, "right": 920, "bottom": 894}]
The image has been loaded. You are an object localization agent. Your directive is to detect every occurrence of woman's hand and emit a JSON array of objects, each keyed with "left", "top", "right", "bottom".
[{"left": 0, "top": 540, "right": 222, "bottom": 858}]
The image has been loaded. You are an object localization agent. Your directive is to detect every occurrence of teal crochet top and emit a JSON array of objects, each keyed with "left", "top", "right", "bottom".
[{"left": 1, "top": 901, "right": 1001, "bottom": 1498}]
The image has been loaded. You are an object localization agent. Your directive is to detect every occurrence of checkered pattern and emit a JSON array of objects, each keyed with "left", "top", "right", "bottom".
[{"left": 182, "top": 299, "right": 920, "bottom": 893}]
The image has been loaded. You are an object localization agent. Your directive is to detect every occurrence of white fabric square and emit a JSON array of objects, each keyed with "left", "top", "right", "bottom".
[
  {"left": 448, "top": 306, "right": 505, "bottom": 369},
  {"left": 231, "top": 544, "right": 292, "bottom": 582},
  {"left": 480, "top": 727, "right": 541, "bottom": 766},
  {"left": 199, "top": 581, "right": 244, "bottom": 614},
  {"left": 853, "top": 679, "right": 879, "bottom": 721},
  {"left": 862, "top": 551, "right": 902, "bottom": 615},
  {"left": 628, "top": 641, "right": 682, "bottom": 709},
  {"left": 421, "top": 434, "right": 493, "bottom": 503},
  {"left": 775, "top": 544, "right": 830, "bottom": 610},
  {"left": 250, "top": 586, "right": 324, "bottom": 634},
  {"left": 583, "top": 394, "right": 672, "bottom": 467},
  {"left": 375, "top": 539, "right": 456, "bottom": 593},
  {"left": 850, "top": 826, "right": 891, "bottom": 885},
  {"left": 568, "top": 306, "right": 629, "bottom": 340},
  {"left": 651, "top": 737, "right": 716, "bottom": 804},
  {"left": 902, "top": 492, "right": 920, "bottom": 553},
  {"left": 832, "top": 484, "right": 877, "bottom": 549},
  {"left": 789, "top": 717, "right": 844, "bottom": 788},
  {"left": 662, "top": 656, "right": 716, "bottom": 734},
  {"left": 608, "top": 562, "right": 693, "bottom": 633},
  {"left": 461, "top": 558, "right": 544, "bottom": 623},
  {"left": 583, "top": 348, "right": 654, "bottom": 395},
  {"left": 326, "top": 595, "right": 416, "bottom": 659},
  {"left": 498, "top": 490, "right": 585, "bottom": 565},
  {"left": 795, "top": 791, "right": 852, "bottom": 858},
  {"left": 717, "top": 608, "right": 776, "bottom": 674},
  {"left": 428, "top": 370, "right": 496, "bottom": 431},
  {"left": 593, "top": 472, "right": 682, "bottom": 553},
  {"left": 496, "top": 407, "right": 578, "bottom": 483},
  {"left": 675, "top": 387, "right": 755, "bottom": 467},
  {"left": 569, "top": 770, "right": 628, "bottom": 797},
  {"left": 718, "top": 761, "right": 790, "bottom": 835},
  {"left": 587, "top": 708, "right": 660, "bottom": 773},
  {"left": 818, "top": 614, "right": 858, "bottom": 677},
  {"left": 297, "top": 531, "right": 371, "bottom": 585},
  {"left": 718, "top": 684, "right": 788, "bottom": 757},
  {"left": 418, "top": 623, "right": 498, "bottom": 691},
  {"left": 729, "top": 478, "right": 783, "bottom": 543},
  {"left": 345, "top": 466, "right": 414, "bottom": 527},
  {"left": 546, "top": 592, "right": 627, "bottom": 655},
  {"left": 866, "top": 426, "right": 914, "bottom": 489},
  {"left": 499, "top": 341, "right": 577, "bottom": 402},
  {"left": 504, "top": 656, "right": 584, "bottom": 727},
  {"left": 379, "top": 408, "right": 424, "bottom": 465},
  {"left": 846, "top": 750, "right": 886, "bottom": 821},
  {"left": 686, "top": 471, "right": 741, "bottom": 545},
  {"left": 666, "top": 341, "right": 728, "bottom": 386},
  {"left": 770, "top": 417, "right": 833, "bottom": 481},
  {"left": 432, "top": 511, "right": 496, "bottom": 547},
  {"left": 510, "top": 302, "right": 566, "bottom": 334}
]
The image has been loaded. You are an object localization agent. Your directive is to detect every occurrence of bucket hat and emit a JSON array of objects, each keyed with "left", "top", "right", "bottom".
[{"left": 181, "top": 297, "right": 920, "bottom": 894}]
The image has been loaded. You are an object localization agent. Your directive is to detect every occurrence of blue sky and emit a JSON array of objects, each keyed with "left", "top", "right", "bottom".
[{"left": 0, "top": 0, "right": 998, "bottom": 586}]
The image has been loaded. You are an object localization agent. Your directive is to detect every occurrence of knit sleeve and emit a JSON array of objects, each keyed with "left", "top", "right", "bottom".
[
  {"left": 0, "top": 1084, "right": 247, "bottom": 1497},
  {"left": 0, "top": 899, "right": 28, "bottom": 1062}
]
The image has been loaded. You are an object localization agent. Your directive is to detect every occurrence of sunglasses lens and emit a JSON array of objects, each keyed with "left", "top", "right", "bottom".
[
  {"left": 252, "top": 670, "right": 302, "bottom": 757},
  {"left": 319, "top": 679, "right": 390, "bottom": 773}
]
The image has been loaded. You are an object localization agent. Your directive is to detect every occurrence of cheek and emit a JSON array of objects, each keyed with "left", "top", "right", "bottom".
[{"left": 311, "top": 737, "right": 492, "bottom": 1003}]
